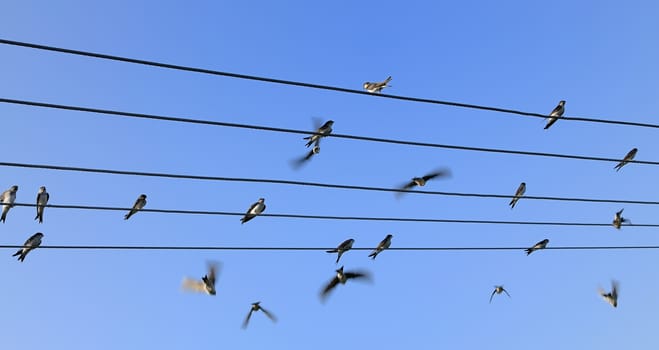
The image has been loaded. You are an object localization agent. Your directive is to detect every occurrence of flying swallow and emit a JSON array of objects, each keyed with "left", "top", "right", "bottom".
[
  {"left": 0, "top": 185, "right": 18, "bottom": 223},
  {"left": 242, "top": 301, "right": 277, "bottom": 329},
  {"left": 397, "top": 169, "right": 451, "bottom": 196},
  {"left": 326, "top": 238, "right": 355, "bottom": 264},
  {"left": 489, "top": 285, "right": 511, "bottom": 303},
  {"left": 303, "top": 120, "right": 334, "bottom": 148},
  {"left": 509, "top": 182, "right": 526, "bottom": 209},
  {"left": 363, "top": 76, "right": 392, "bottom": 93},
  {"left": 612, "top": 209, "right": 630, "bottom": 229},
  {"left": 291, "top": 145, "right": 321, "bottom": 169},
  {"left": 614, "top": 148, "right": 638, "bottom": 171},
  {"left": 12, "top": 232, "right": 44, "bottom": 262},
  {"left": 182, "top": 262, "right": 220, "bottom": 296},
  {"left": 544, "top": 100, "right": 565, "bottom": 130},
  {"left": 599, "top": 280, "right": 619, "bottom": 308},
  {"left": 368, "top": 234, "right": 393, "bottom": 259},
  {"left": 34, "top": 186, "right": 50, "bottom": 224},
  {"left": 241, "top": 198, "right": 266, "bottom": 224},
  {"left": 525, "top": 238, "right": 549, "bottom": 255},
  {"left": 320, "top": 266, "right": 371, "bottom": 300},
  {"left": 124, "top": 194, "right": 147, "bottom": 220}
]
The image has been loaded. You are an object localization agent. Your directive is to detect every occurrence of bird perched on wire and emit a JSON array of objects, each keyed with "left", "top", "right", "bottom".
[
  {"left": 525, "top": 239, "right": 549, "bottom": 255},
  {"left": 13, "top": 232, "right": 44, "bottom": 262},
  {"left": 368, "top": 234, "right": 393, "bottom": 259},
  {"left": 0, "top": 185, "right": 18, "bottom": 223},
  {"left": 544, "top": 100, "right": 565, "bottom": 130},
  {"left": 304, "top": 120, "right": 334, "bottom": 148},
  {"left": 34, "top": 186, "right": 49, "bottom": 223},
  {"left": 612, "top": 209, "right": 630, "bottom": 229},
  {"left": 320, "top": 266, "right": 371, "bottom": 300},
  {"left": 124, "top": 194, "right": 147, "bottom": 220},
  {"left": 396, "top": 169, "right": 451, "bottom": 196},
  {"left": 614, "top": 148, "right": 638, "bottom": 171},
  {"left": 363, "top": 76, "right": 392, "bottom": 93},
  {"left": 326, "top": 238, "right": 355, "bottom": 264},
  {"left": 489, "top": 285, "right": 511, "bottom": 303},
  {"left": 241, "top": 198, "right": 266, "bottom": 224},
  {"left": 509, "top": 182, "right": 526, "bottom": 209},
  {"left": 242, "top": 301, "right": 277, "bottom": 329},
  {"left": 182, "top": 262, "right": 220, "bottom": 296},
  {"left": 599, "top": 280, "right": 619, "bottom": 308}
]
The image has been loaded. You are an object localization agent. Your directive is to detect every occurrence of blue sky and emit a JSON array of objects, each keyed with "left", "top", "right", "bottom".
[{"left": 1, "top": 1, "right": 659, "bottom": 348}]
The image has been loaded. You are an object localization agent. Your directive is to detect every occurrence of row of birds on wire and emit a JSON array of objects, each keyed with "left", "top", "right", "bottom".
[{"left": 0, "top": 180, "right": 634, "bottom": 235}]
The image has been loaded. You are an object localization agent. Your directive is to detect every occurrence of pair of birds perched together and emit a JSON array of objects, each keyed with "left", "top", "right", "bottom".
[
  {"left": 122, "top": 194, "right": 268, "bottom": 225},
  {"left": 0, "top": 185, "right": 50, "bottom": 224},
  {"left": 181, "top": 262, "right": 277, "bottom": 329}
]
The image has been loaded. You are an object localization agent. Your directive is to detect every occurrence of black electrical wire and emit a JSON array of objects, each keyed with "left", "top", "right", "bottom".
[
  {"left": 0, "top": 38, "right": 656, "bottom": 129},
  {"left": 2, "top": 245, "right": 658, "bottom": 251},
  {"left": 6, "top": 202, "right": 655, "bottom": 227},
  {"left": 1, "top": 161, "right": 658, "bottom": 205},
  {"left": 0, "top": 98, "right": 655, "bottom": 166}
]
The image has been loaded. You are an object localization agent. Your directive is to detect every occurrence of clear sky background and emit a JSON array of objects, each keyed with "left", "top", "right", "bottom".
[{"left": 1, "top": 1, "right": 659, "bottom": 349}]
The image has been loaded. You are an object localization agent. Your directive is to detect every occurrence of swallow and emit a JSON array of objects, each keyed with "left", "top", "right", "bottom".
[
  {"left": 525, "top": 238, "right": 549, "bottom": 255},
  {"left": 291, "top": 145, "right": 321, "bottom": 169},
  {"left": 242, "top": 301, "right": 277, "bottom": 329},
  {"left": 612, "top": 209, "right": 630, "bottom": 229},
  {"left": 368, "top": 234, "right": 392, "bottom": 259},
  {"left": 326, "top": 238, "right": 355, "bottom": 264},
  {"left": 303, "top": 120, "right": 334, "bottom": 147},
  {"left": 182, "top": 262, "right": 219, "bottom": 296},
  {"left": 124, "top": 194, "right": 147, "bottom": 220},
  {"left": 544, "top": 100, "right": 565, "bottom": 130},
  {"left": 241, "top": 198, "right": 266, "bottom": 224},
  {"left": 599, "top": 280, "right": 619, "bottom": 308},
  {"left": 489, "top": 285, "right": 511, "bottom": 303},
  {"left": 320, "top": 266, "right": 371, "bottom": 300},
  {"left": 509, "top": 182, "right": 526, "bottom": 209},
  {"left": 614, "top": 148, "right": 637, "bottom": 171},
  {"left": 12, "top": 232, "right": 44, "bottom": 262},
  {"left": 397, "top": 169, "right": 451, "bottom": 196},
  {"left": 0, "top": 185, "right": 18, "bottom": 223},
  {"left": 34, "top": 186, "right": 50, "bottom": 224},
  {"left": 363, "top": 76, "right": 392, "bottom": 93}
]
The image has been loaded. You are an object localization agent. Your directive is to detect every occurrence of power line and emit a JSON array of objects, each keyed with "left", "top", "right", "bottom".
[
  {"left": 2, "top": 245, "right": 659, "bottom": 251},
  {"left": 2, "top": 161, "right": 658, "bottom": 206},
  {"left": 6, "top": 202, "right": 657, "bottom": 227},
  {"left": 1, "top": 98, "right": 656, "bottom": 166},
  {"left": 0, "top": 38, "right": 655, "bottom": 130}
]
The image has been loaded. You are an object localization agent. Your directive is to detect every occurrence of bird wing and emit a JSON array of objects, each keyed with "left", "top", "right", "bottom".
[
  {"left": 321, "top": 276, "right": 340, "bottom": 298},
  {"left": 207, "top": 262, "right": 219, "bottom": 286},
  {"left": 489, "top": 289, "right": 496, "bottom": 303},
  {"left": 611, "top": 281, "right": 619, "bottom": 299},
  {"left": 502, "top": 288, "right": 511, "bottom": 298},
  {"left": 181, "top": 278, "right": 207, "bottom": 293},
  {"left": 423, "top": 169, "right": 451, "bottom": 181},
  {"left": 242, "top": 309, "right": 254, "bottom": 329},
  {"left": 344, "top": 271, "right": 370, "bottom": 281},
  {"left": 259, "top": 306, "right": 278, "bottom": 322}
]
